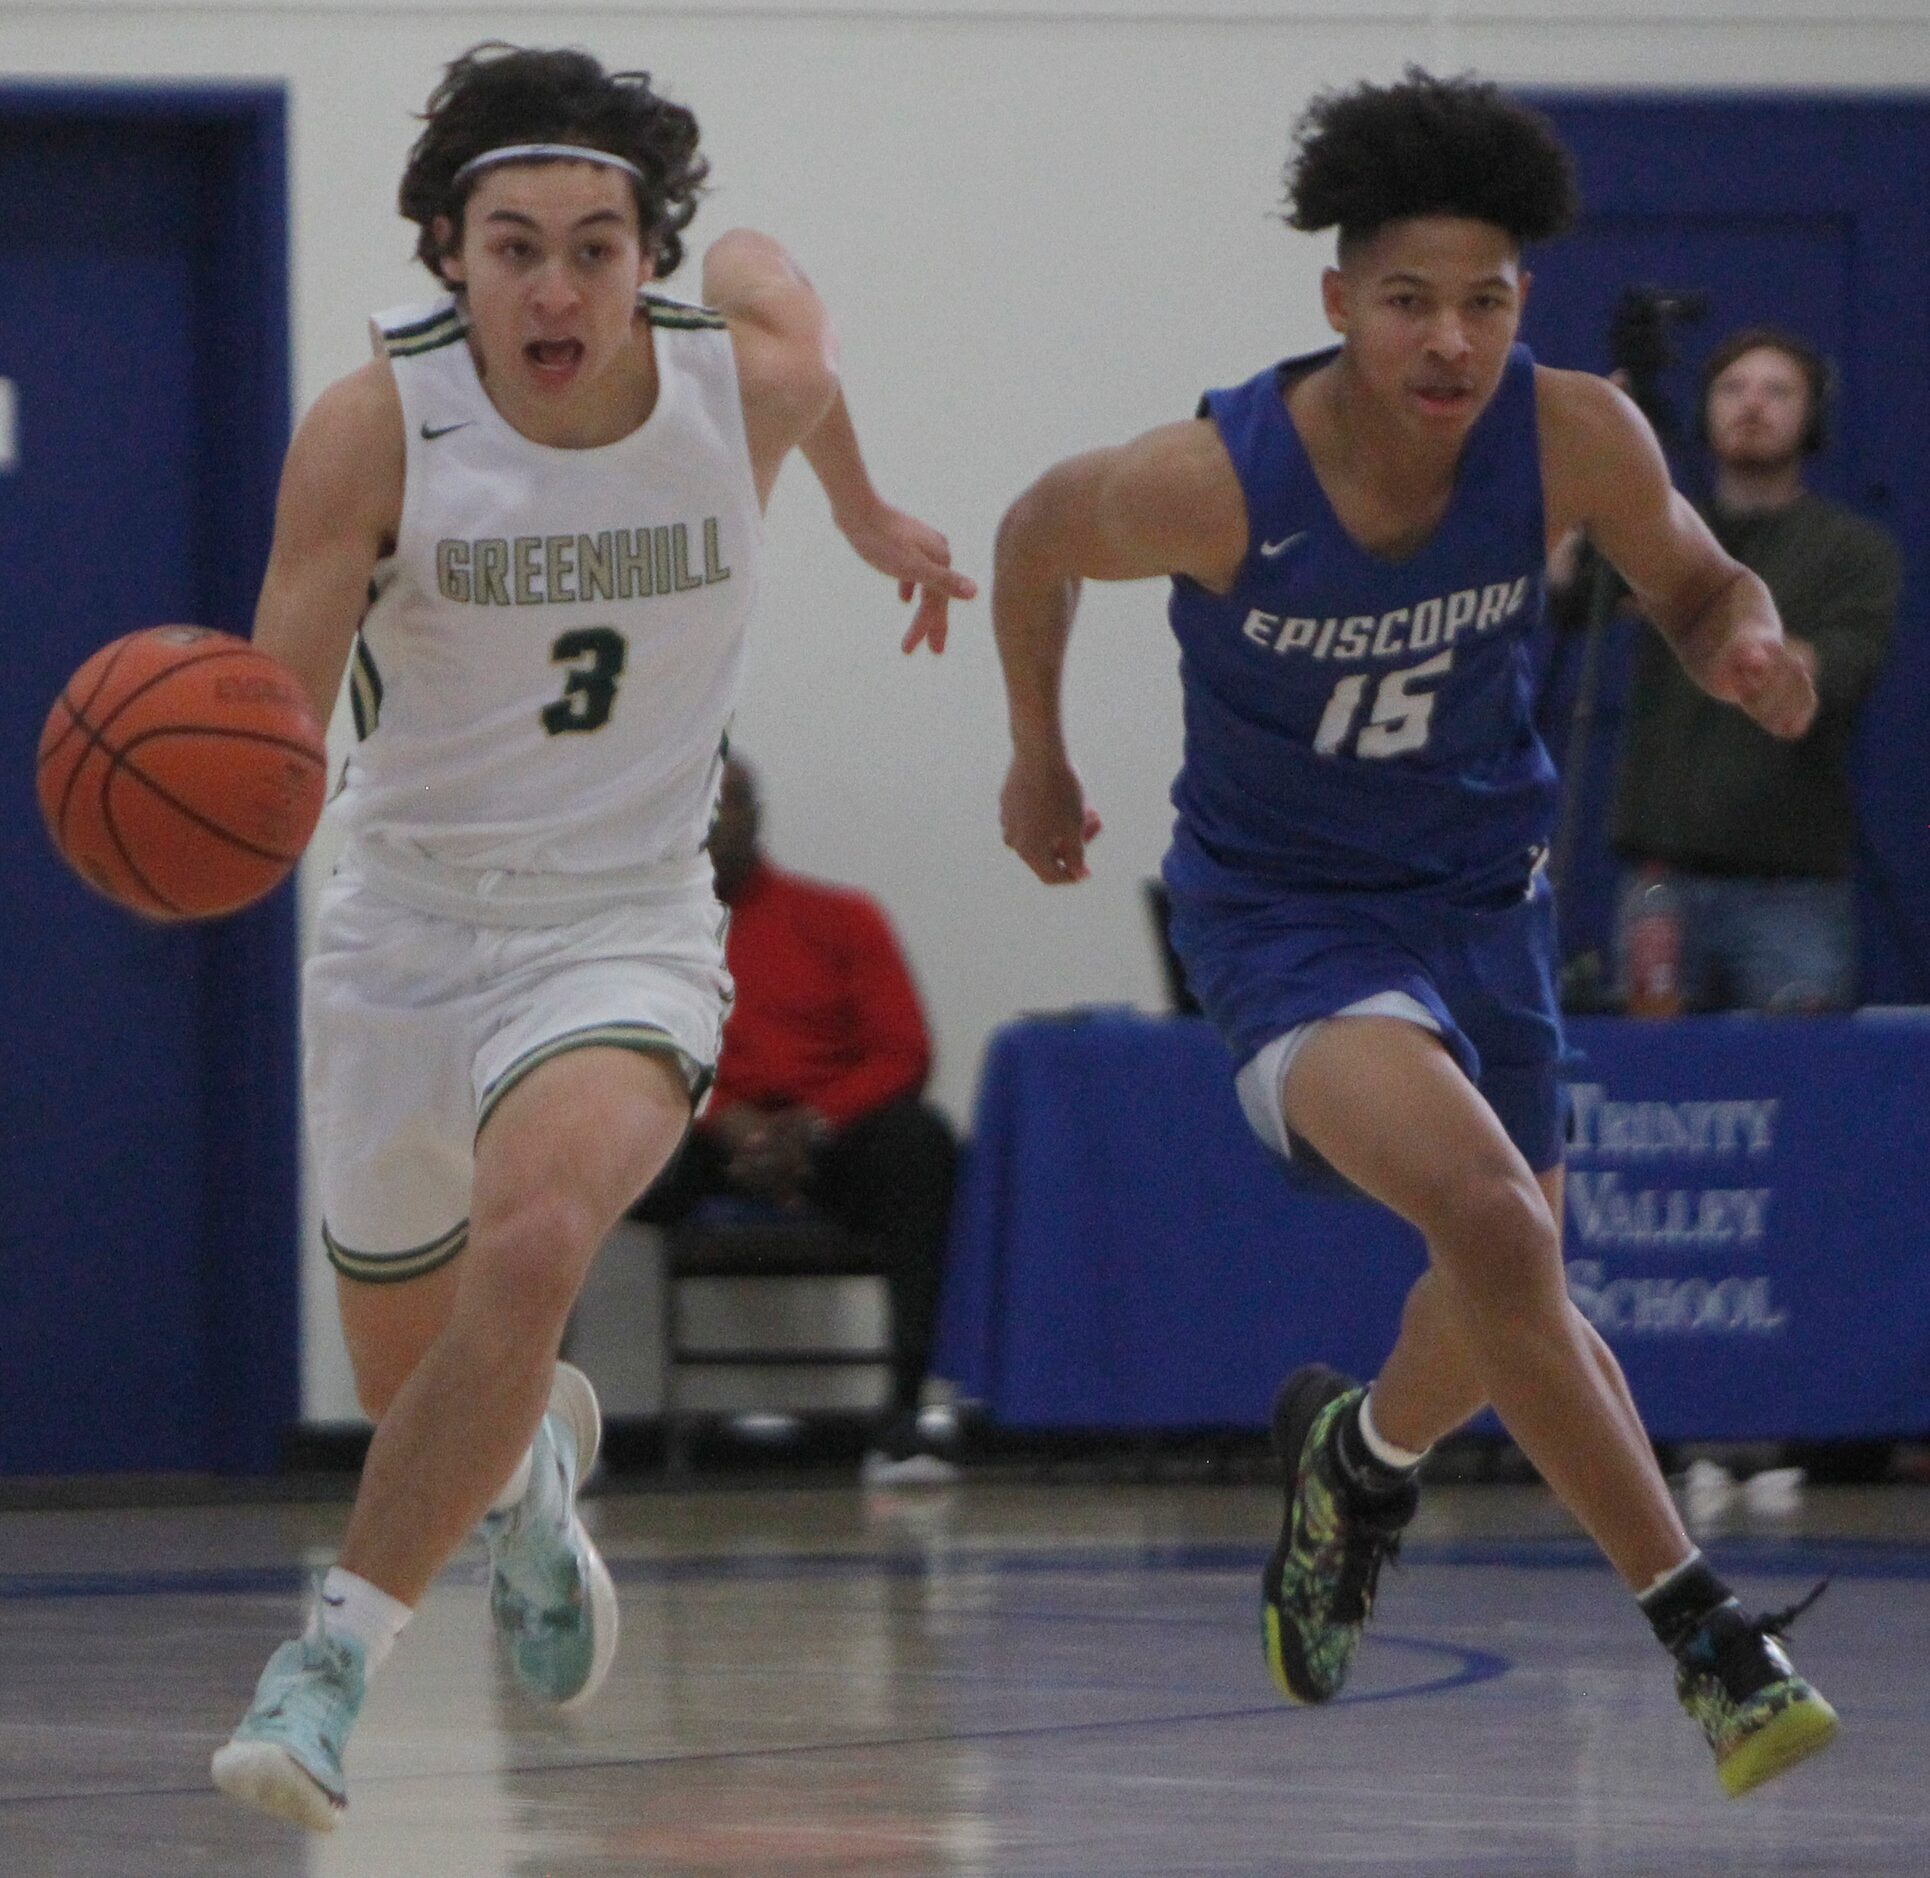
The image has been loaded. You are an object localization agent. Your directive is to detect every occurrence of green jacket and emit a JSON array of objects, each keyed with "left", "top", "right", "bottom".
[{"left": 1610, "top": 491, "right": 1901, "bottom": 878}]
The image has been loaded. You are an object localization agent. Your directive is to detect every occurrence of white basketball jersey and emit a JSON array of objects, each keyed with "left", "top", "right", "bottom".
[{"left": 333, "top": 291, "right": 761, "bottom": 914}]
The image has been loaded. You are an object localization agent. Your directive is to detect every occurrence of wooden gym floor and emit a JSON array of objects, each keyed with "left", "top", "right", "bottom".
[{"left": 1, "top": 1473, "right": 1925, "bottom": 1875}]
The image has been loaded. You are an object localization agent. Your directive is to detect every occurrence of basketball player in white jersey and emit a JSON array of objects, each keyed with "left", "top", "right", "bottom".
[{"left": 212, "top": 44, "right": 973, "bottom": 1831}]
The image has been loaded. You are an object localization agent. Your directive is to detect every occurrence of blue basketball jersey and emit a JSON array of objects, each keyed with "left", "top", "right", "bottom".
[{"left": 1165, "top": 342, "right": 1557, "bottom": 903}]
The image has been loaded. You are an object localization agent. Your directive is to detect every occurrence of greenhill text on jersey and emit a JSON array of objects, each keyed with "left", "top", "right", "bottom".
[{"left": 435, "top": 520, "right": 731, "bottom": 607}]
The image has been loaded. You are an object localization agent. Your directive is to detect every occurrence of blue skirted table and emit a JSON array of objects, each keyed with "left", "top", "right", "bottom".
[{"left": 935, "top": 1009, "right": 1930, "bottom": 1439}]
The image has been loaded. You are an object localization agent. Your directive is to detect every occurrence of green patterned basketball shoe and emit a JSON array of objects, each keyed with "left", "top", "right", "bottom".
[
  {"left": 211, "top": 1608, "right": 365, "bottom": 1832},
  {"left": 483, "top": 1361, "right": 619, "bottom": 1710},
  {"left": 1261, "top": 1365, "right": 1418, "bottom": 1705},
  {"left": 1675, "top": 1589, "right": 1838, "bottom": 1797}
]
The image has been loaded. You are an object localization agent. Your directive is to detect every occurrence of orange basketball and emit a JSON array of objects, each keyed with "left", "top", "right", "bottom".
[{"left": 36, "top": 626, "right": 329, "bottom": 920}]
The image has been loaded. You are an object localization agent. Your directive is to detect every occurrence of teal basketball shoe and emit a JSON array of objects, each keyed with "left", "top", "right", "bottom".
[
  {"left": 211, "top": 1609, "right": 366, "bottom": 1832},
  {"left": 483, "top": 1360, "right": 619, "bottom": 1709}
]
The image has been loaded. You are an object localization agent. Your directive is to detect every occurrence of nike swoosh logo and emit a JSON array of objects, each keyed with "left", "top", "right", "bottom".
[
  {"left": 420, "top": 420, "right": 472, "bottom": 441},
  {"left": 1258, "top": 531, "right": 1309, "bottom": 559}
]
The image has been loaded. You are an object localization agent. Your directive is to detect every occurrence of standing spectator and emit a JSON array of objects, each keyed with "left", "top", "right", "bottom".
[
  {"left": 638, "top": 755, "right": 961, "bottom": 1482},
  {"left": 1611, "top": 327, "right": 1901, "bottom": 1011}
]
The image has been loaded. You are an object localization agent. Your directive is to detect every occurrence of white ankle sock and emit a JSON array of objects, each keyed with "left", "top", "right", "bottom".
[
  {"left": 1638, "top": 1548, "right": 1705, "bottom": 1603},
  {"left": 319, "top": 1567, "right": 412, "bottom": 1677},
  {"left": 1359, "top": 1391, "right": 1429, "bottom": 1470},
  {"left": 487, "top": 1445, "right": 534, "bottom": 1516}
]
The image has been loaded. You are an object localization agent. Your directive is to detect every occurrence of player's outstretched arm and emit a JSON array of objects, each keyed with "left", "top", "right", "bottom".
[
  {"left": 993, "top": 421, "right": 1246, "bottom": 883},
  {"left": 252, "top": 360, "right": 404, "bottom": 727},
  {"left": 1541, "top": 368, "right": 1816, "bottom": 740},
  {"left": 703, "top": 228, "right": 974, "bottom": 653}
]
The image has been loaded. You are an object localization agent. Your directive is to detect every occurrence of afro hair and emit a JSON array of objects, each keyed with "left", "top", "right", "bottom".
[{"left": 1285, "top": 69, "right": 1577, "bottom": 252}]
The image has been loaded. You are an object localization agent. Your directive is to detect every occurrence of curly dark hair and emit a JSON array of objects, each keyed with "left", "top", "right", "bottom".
[
  {"left": 1285, "top": 69, "right": 1577, "bottom": 252},
  {"left": 398, "top": 43, "right": 709, "bottom": 283}
]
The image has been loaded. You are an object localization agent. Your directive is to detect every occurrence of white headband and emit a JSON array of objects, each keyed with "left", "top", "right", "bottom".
[{"left": 452, "top": 143, "right": 645, "bottom": 191}]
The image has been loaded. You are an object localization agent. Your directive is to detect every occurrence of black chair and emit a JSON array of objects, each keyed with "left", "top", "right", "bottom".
[{"left": 659, "top": 1199, "right": 895, "bottom": 1473}]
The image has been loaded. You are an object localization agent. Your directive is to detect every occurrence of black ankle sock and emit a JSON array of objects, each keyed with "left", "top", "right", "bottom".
[
  {"left": 1331, "top": 1394, "right": 1420, "bottom": 1503},
  {"left": 1639, "top": 1556, "right": 1736, "bottom": 1655}
]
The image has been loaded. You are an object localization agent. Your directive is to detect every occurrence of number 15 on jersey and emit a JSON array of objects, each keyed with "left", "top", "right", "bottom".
[{"left": 1312, "top": 649, "right": 1453, "bottom": 760}]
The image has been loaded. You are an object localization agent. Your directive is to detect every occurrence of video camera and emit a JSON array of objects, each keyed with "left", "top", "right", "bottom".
[{"left": 1607, "top": 283, "right": 1710, "bottom": 445}]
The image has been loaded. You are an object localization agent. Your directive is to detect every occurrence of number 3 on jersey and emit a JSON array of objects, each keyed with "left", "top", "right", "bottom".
[
  {"left": 1312, "top": 649, "right": 1452, "bottom": 759},
  {"left": 542, "top": 626, "right": 627, "bottom": 735}
]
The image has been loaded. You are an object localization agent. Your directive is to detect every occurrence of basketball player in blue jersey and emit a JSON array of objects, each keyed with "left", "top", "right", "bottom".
[
  {"left": 212, "top": 45, "right": 972, "bottom": 1831},
  {"left": 990, "top": 71, "right": 1835, "bottom": 1798}
]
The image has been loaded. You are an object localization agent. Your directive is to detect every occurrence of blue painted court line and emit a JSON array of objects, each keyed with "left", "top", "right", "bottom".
[
  {"left": 1334, "top": 1631, "right": 1513, "bottom": 1706},
  {"left": 0, "top": 1563, "right": 309, "bottom": 1602},
  {"left": 1, "top": 1531, "right": 1926, "bottom": 1602},
  {"left": 0, "top": 1629, "right": 1513, "bottom": 1815},
  {"left": 1410, "top": 1534, "right": 1928, "bottom": 1579}
]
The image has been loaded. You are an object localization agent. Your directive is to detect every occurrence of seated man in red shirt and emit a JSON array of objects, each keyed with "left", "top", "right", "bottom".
[{"left": 637, "top": 755, "right": 961, "bottom": 1480}]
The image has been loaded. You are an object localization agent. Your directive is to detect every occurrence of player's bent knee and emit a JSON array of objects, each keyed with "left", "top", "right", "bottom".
[
  {"left": 463, "top": 1195, "right": 605, "bottom": 1328},
  {"left": 1426, "top": 1169, "right": 1561, "bottom": 1299}
]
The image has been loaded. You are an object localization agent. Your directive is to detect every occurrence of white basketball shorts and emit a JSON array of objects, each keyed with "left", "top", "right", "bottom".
[{"left": 304, "top": 857, "right": 730, "bottom": 1283}]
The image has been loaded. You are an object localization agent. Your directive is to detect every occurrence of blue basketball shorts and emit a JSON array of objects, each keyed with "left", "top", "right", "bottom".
[{"left": 1163, "top": 856, "right": 1568, "bottom": 1180}]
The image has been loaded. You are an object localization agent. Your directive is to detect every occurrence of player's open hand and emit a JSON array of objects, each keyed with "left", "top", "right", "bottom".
[
  {"left": 838, "top": 500, "right": 977, "bottom": 655},
  {"left": 1001, "top": 751, "right": 1103, "bottom": 884},
  {"left": 1703, "top": 626, "right": 1818, "bottom": 740}
]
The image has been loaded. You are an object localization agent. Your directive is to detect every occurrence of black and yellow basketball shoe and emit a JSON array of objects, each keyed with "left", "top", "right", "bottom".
[
  {"left": 1674, "top": 1589, "right": 1839, "bottom": 1797},
  {"left": 1261, "top": 1365, "right": 1418, "bottom": 1704}
]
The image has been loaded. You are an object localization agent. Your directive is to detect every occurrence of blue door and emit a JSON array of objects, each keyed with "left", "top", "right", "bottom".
[
  {"left": 0, "top": 91, "right": 295, "bottom": 1472},
  {"left": 1520, "top": 96, "right": 1930, "bottom": 1002}
]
